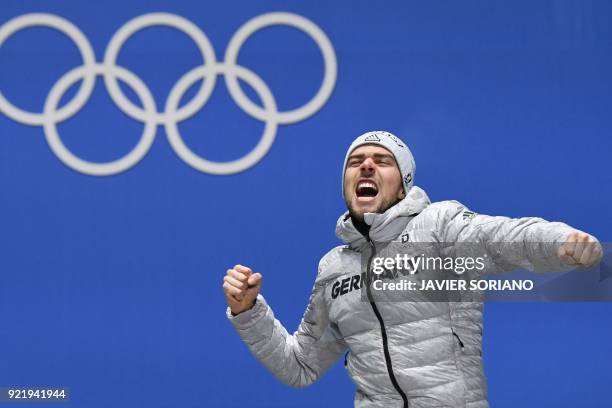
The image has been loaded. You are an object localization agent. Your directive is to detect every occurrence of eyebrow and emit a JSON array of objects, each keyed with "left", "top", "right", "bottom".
[{"left": 347, "top": 153, "right": 395, "bottom": 161}]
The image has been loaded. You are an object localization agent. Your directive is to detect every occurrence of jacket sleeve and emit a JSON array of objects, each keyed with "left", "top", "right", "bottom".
[
  {"left": 435, "top": 200, "right": 594, "bottom": 273},
  {"left": 226, "top": 264, "right": 347, "bottom": 388}
]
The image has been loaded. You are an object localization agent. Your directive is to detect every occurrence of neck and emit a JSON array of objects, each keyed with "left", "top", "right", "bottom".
[{"left": 351, "top": 215, "right": 371, "bottom": 238}]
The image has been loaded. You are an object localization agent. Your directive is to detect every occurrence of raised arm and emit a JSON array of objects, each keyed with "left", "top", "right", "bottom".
[
  {"left": 435, "top": 201, "right": 602, "bottom": 272},
  {"left": 223, "top": 264, "right": 347, "bottom": 387}
]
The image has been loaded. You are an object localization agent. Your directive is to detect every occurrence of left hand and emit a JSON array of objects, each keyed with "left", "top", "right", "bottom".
[{"left": 557, "top": 231, "right": 603, "bottom": 268}]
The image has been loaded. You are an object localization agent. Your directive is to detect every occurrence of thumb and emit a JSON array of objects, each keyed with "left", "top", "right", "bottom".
[{"left": 247, "top": 272, "right": 262, "bottom": 288}]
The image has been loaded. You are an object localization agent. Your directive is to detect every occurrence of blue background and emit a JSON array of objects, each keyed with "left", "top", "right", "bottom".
[{"left": 1, "top": 1, "right": 611, "bottom": 407}]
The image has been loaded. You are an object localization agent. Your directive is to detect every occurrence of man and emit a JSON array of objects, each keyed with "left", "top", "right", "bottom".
[{"left": 223, "top": 131, "right": 602, "bottom": 408}]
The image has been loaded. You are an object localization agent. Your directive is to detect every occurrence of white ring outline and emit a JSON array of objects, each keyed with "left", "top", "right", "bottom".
[
  {"left": 0, "top": 13, "right": 96, "bottom": 126},
  {"left": 165, "top": 63, "right": 278, "bottom": 175},
  {"left": 0, "top": 12, "right": 337, "bottom": 175},
  {"left": 43, "top": 64, "right": 157, "bottom": 176},
  {"left": 224, "top": 12, "right": 337, "bottom": 124},
  {"left": 103, "top": 12, "right": 218, "bottom": 124}
]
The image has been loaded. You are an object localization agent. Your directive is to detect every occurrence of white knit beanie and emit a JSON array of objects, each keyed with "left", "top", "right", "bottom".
[{"left": 342, "top": 130, "right": 416, "bottom": 199}]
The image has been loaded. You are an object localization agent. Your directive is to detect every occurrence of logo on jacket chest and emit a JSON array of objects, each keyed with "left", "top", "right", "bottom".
[{"left": 330, "top": 265, "right": 410, "bottom": 300}]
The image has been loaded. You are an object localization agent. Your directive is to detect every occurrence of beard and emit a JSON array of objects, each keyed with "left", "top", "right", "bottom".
[{"left": 345, "top": 194, "right": 403, "bottom": 222}]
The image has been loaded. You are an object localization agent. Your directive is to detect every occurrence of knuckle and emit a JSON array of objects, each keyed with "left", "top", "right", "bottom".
[{"left": 234, "top": 271, "right": 246, "bottom": 280}]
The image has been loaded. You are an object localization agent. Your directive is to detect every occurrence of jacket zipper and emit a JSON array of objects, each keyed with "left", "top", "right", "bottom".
[
  {"left": 452, "top": 330, "right": 465, "bottom": 349},
  {"left": 365, "top": 238, "right": 409, "bottom": 408}
]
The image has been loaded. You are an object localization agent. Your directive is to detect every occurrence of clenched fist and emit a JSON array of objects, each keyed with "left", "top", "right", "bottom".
[
  {"left": 223, "top": 264, "right": 262, "bottom": 316},
  {"left": 557, "top": 231, "right": 603, "bottom": 268}
]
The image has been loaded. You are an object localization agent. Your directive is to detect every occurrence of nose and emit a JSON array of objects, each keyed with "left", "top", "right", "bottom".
[{"left": 359, "top": 157, "right": 375, "bottom": 175}]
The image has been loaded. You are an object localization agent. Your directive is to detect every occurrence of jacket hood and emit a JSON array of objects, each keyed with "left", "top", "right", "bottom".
[{"left": 335, "top": 185, "right": 431, "bottom": 250}]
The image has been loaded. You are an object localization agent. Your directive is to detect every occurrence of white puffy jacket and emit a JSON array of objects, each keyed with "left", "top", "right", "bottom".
[{"left": 227, "top": 185, "right": 581, "bottom": 407}]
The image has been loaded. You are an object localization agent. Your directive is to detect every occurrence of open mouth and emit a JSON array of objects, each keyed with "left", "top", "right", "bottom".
[{"left": 356, "top": 180, "right": 379, "bottom": 199}]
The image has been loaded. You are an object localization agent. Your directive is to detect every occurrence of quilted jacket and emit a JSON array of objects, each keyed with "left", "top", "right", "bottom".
[{"left": 227, "top": 185, "right": 579, "bottom": 407}]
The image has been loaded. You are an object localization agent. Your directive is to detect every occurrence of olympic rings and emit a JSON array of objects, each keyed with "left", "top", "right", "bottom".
[{"left": 0, "top": 12, "right": 337, "bottom": 175}]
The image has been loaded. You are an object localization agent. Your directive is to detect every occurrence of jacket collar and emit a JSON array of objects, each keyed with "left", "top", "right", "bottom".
[{"left": 335, "top": 185, "right": 431, "bottom": 251}]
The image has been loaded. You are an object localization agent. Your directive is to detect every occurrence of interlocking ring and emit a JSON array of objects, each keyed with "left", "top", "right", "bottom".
[
  {"left": 0, "top": 12, "right": 337, "bottom": 176},
  {"left": 0, "top": 13, "right": 96, "bottom": 126}
]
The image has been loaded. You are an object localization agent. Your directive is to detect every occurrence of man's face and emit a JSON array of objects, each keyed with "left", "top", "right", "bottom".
[{"left": 343, "top": 144, "right": 406, "bottom": 221}]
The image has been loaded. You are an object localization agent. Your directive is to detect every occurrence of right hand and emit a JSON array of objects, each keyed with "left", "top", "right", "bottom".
[{"left": 223, "top": 264, "right": 263, "bottom": 316}]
